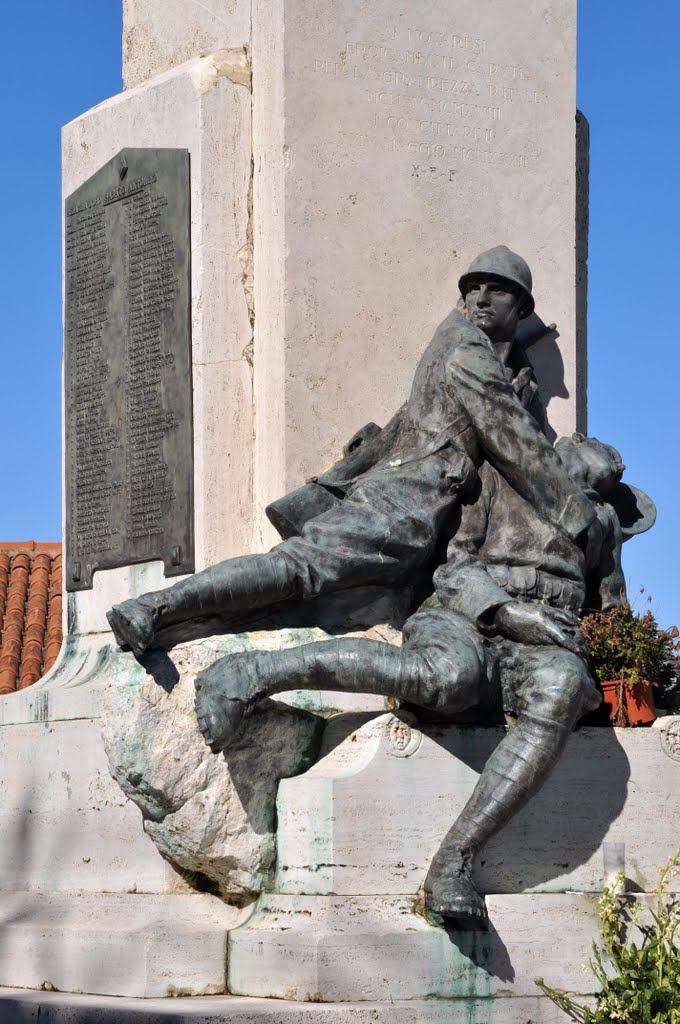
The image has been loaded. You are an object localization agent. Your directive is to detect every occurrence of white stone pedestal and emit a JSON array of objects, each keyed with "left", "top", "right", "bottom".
[
  {"left": 229, "top": 892, "right": 601, "bottom": 1002},
  {"left": 0, "top": 893, "right": 237, "bottom": 999},
  {"left": 227, "top": 712, "right": 680, "bottom": 1003},
  {"left": 0, "top": 639, "right": 248, "bottom": 998},
  {"left": 276, "top": 712, "right": 680, "bottom": 897},
  {"left": 0, "top": 622, "right": 384, "bottom": 999}
]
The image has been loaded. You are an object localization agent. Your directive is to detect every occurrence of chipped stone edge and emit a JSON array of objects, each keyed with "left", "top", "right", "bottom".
[{"left": 190, "top": 47, "right": 252, "bottom": 95}]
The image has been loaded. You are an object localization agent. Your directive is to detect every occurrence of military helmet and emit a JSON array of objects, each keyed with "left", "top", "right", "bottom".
[{"left": 458, "top": 245, "right": 535, "bottom": 319}]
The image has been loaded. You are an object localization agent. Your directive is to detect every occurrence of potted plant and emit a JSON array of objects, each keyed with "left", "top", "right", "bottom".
[{"left": 580, "top": 595, "right": 680, "bottom": 726}]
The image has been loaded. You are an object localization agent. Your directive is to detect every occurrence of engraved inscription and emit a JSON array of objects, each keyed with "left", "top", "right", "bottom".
[
  {"left": 311, "top": 21, "right": 552, "bottom": 173},
  {"left": 65, "top": 201, "right": 117, "bottom": 557},
  {"left": 65, "top": 149, "right": 193, "bottom": 590},
  {"left": 122, "top": 186, "right": 178, "bottom": 542}
]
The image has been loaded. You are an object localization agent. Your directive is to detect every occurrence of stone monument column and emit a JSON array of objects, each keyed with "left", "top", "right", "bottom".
[
  {"left": 113, "top": 0, "right": 586, "bottom": 564},
  {"left": 249, "top": 0, "right": 586, "bottom": 547}
]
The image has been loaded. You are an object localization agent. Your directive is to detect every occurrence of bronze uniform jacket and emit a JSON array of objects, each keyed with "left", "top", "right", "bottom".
[
  {"left": 309, "top": 309, "right": 594, "bottom": 544},
  {"left": 432, "top": 463, "right": 625, "bottom": 627}
]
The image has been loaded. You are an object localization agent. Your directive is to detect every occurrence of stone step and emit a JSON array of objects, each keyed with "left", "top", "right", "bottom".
[
  {"left": 227, "top": 892, "right": 601, "bottom": 1002},
  {"left": 0, "top": 987, "right": 588, "bottom": 1023},
  {"left": 0, "top": 892, "right": 245, "bottom": 998}
]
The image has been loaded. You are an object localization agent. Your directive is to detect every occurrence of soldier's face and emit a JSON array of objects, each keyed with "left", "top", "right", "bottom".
[
  {"left": 558, "top": 438, "right": 625, "bottom": 498},
  {"left": 583, "top": 445, "right": 625, "bottom": 498},
  {"left": 464, "top": 277, "right": 521, "bottom": 344}
]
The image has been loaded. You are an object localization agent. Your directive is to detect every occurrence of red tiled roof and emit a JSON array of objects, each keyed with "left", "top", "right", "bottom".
[{"left": 0, "top": 543, "right": 63, "bottom": 694}]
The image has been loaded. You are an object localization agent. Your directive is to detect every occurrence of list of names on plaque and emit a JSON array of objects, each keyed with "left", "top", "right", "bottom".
[
  {"left": 65, "top": 201, "right": 117, "bottom": 558},
  {"left": 65, "top": 149, "right": 193, "bottom": 590},
  {"left": 117, "top": 184, "right": 178, "bottom": 541}
]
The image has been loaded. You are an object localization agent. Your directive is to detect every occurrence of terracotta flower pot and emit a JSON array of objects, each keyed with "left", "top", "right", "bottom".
[{"left": 600, "top": 679, "right": 656, "bottom": 726}]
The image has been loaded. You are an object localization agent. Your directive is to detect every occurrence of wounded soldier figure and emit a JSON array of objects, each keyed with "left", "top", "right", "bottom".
[
  {"left": 188, "top": 432, "right": 653, "bottom": 927},
  {"left": 107, "top": 247, "right": 655, "bottom": 929}
]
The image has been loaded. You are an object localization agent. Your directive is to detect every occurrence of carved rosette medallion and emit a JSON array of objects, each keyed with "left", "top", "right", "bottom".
[
  {"left": 659, "top": 718, "right": 680, "bottom": 761},
  {"left": 381, "top": 713, "right": 422, "bottom": 758}
]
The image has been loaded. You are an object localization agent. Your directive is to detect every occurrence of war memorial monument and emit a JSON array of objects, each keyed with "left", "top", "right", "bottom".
[{"left": 0, "top": 1, "right": 677, "bottom": 1021}]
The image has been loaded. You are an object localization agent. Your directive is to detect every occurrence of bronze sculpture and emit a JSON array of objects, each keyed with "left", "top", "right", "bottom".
[
  {"left": 108, "top": 246, "right": 655, "bottom": 929},
  {"left": 107, "top": 247, "right": 594, "bottom": 656}
]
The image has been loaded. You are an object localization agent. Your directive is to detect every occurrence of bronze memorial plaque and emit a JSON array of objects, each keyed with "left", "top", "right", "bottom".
[{"left": 65, "top": 148, "right": 194, "bottom": 591}]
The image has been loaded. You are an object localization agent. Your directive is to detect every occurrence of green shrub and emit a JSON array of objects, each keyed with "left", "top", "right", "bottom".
[
  {"left": 536, "top": 850, "right": 680, "bottom": 1023},
  {"left": 580, "top": 599, "right": 679, "bottom": 690}
]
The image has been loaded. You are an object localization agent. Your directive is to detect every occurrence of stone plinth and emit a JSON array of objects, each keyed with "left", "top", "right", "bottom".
[
  {"left": 276, "top": 712, "right": 680, "bottom": 897},
  {"left": 228, "top": 892, "right": 600, "bottom": 1002},
  {"left": 0, "top": 988, "right": 585, "bottom": 1024},
  {"left": 0, "top": 670, "right": 180, "bottom": 897},
  {"left": 225, "top": 712, "right": 680, "bottom": 1002},
  {"left": 0, "top": 893, "right": 242, "bottom": 999},
  {"left": 0, "top": 622, "right": 388, "bottom": 998}
]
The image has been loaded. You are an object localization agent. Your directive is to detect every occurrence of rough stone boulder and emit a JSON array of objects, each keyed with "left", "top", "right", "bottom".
[{"left": 101, "top": 621, "right": 399, "bottom": 901}]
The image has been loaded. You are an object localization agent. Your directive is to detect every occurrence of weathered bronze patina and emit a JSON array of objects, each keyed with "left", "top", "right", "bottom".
[
  {"left": 65, "top": 148, "right": 193, "bottom": 590},
  {"left": 108, "top": 247, "right": 654, "bottom": 929}
]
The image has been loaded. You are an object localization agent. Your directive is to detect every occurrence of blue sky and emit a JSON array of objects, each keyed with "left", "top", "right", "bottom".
[
  {"left": 578, "top": 3, "right": 679, "bottom": 629},
  {"left": 0, "top": 2, "right": 677, "bottom": 628}
]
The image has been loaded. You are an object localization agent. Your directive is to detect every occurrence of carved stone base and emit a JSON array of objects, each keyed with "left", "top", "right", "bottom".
[
  {"left": 0, "top": 893, "right": 243, "bottom": 998},
  {"left": 0, "top": 988, "right": 587, "bottom": 1023},
  {"left": 276, "top": 712, "right": 680, "bottom": 898},
  {"left": 227, "top": 892, "right": 601, "bottom": 1002},
  {"left": 226, "top": 711, "right": 679, "bottom": 1002},
  {"left": 1, "top": 622, "right": 677, "bottom": 1003}
]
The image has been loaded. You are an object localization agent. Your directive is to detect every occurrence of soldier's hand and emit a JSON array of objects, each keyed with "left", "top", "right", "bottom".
[{"left": 494, "top": 601, "right": 586, "bottom": 657}]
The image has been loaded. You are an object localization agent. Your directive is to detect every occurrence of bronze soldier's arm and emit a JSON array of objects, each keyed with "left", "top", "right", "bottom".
[
  {"left": 432, "top": 467, "right": 512, "bottom": 627},
  {"left": 584, "top": 506, "right": 626, "bottom": 611},
  {"left": 446, "top": 322, "right": 594, "bottom": 542}
]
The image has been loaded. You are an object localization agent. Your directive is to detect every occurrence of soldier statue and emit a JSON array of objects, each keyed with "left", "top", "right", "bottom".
[{"left": 108, "top": 247, "right": 654, "bottom": 927}]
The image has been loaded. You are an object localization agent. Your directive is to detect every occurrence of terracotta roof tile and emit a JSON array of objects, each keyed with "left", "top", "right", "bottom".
[
  {"left": 0, "top": 552, "right": 10, "bottom": 627},
  {"left": 45, "top": 553, "right": 63, "bottom": 674},
  {"left": 0, "top": 543, "right": 63, "bottom": 694}
]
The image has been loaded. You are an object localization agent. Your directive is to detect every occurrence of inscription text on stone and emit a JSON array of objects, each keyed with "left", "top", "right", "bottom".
[{"left": 65, "top": 149, "right": 194, "bottom": 590}]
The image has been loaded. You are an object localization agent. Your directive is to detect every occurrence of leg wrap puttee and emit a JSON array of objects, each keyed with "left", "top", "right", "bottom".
[{"left": 428, "top": 713, "right": 571, "bottom": 881}]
